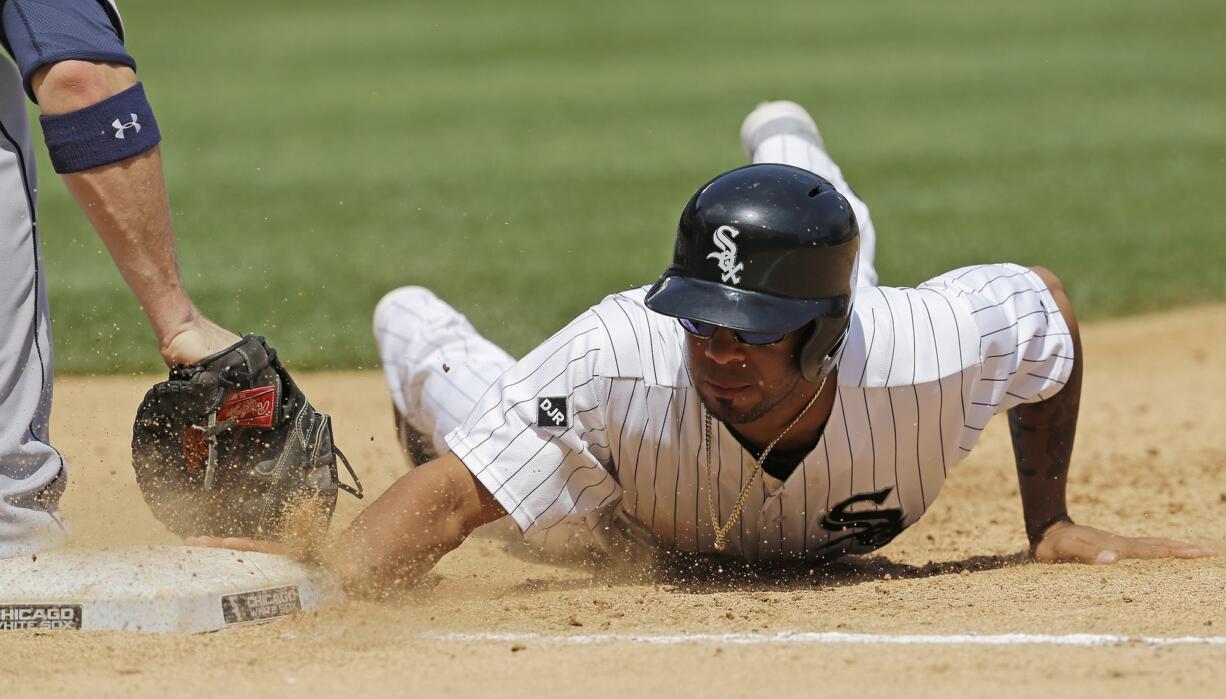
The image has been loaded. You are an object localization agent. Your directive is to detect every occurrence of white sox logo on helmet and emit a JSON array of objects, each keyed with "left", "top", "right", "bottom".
[{"left": 706, "top": 225, "right": 743, "bottom": 285}]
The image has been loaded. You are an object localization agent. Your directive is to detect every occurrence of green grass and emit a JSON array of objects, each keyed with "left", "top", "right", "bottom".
[{"left": 35, "top": 0, "right": 1226, "bottom": 374}]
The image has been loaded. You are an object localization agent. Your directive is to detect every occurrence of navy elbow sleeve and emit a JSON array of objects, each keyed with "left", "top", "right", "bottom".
[
  {"left": 2, "top": 0, "right": 134, "bottom": 101},
  {"left": 39, "top": 81, "right": 160, "bottom": 173}
]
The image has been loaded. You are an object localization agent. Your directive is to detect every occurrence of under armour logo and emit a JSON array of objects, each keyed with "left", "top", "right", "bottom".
[
  {"left": 111, "top": 114, "right": 141, "bottom": 139},
  {"left": 706, "top": 225, "right": 743, "bottom": 285}
]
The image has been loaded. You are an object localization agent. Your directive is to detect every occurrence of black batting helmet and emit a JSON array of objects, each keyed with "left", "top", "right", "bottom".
[{"left": 644, "top": 163, "right": 860, "bottom": 382}]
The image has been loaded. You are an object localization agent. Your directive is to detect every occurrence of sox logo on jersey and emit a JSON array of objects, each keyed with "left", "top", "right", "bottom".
[
  {"left": 818, "top": 488, "right": 904, "bottom": 554},
  {"left": 706, "top": 225, "right": 743, "bottom": 284}
]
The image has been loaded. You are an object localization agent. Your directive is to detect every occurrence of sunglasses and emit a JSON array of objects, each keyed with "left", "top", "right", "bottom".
[{"left": 677, "top": 318, "right": 787, "bottom": 346}]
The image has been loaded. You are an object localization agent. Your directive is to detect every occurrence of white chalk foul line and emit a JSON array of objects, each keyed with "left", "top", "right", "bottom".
[{"left": 421, "top": 631, "right": 1226, "bottom": 648}]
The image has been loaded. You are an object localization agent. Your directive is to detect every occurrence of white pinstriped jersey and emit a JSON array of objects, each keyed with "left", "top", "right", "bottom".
[{"left": 444, "top": 263, "right": 1074, "bottom": 562}]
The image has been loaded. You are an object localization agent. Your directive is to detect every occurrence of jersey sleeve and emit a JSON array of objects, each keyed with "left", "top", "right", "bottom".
[
  {"left": 921, "top": 263, "right": 1075, "bottom": 418},
  {"left": 443, "top": 311, "right": 620, "bottom": 535},
  {"left": 2, "top": 0, "right": 132, "bottom": 101}
]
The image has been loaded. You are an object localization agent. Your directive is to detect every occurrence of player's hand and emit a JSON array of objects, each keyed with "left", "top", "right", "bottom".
[
  {"left": 160, "top": 316, "right": 242, "bottom": 366},
  {"left": 1032, "top": 521, "right": 1214, "bottom": 564}
]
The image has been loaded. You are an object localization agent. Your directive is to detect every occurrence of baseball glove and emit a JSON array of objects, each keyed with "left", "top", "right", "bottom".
[{"left": 131, "top": 335, "right": 363, "bottom": 541}]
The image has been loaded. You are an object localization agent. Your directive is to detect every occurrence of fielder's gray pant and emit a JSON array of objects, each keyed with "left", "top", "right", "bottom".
[{"left": 0, "top": 58, "right": 69, "bottom": 559}]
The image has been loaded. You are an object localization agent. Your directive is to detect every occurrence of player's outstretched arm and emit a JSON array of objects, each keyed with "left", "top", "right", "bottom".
[
  {"left": 32, "top": 60, "right": 239, "bottom": 365},
  {"left": 1010, "top": 267, "right": 1213, "bottom": 564},
  {"left": 190, "top": 451, "right": 508, "bottom": 592}
]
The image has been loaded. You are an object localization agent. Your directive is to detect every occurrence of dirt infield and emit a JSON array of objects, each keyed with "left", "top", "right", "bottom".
[{"left": 2, "top": 304, "right": 1224, "bottom": 698}]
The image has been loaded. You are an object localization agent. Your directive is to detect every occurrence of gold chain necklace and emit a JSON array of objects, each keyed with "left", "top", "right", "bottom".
[{"left": 704, "top": 375, "right": 826, "bottom": 552}]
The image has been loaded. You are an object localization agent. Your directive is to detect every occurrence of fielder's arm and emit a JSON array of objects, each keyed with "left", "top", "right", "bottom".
[
  {"left": 191, "top": 451, "right": 508, "bottom": 592},
  {"left": 32, "top": 60, "right": 239, "bottom": 365},
  {"left": 1010, "top": 267, "right": 1212, "bottom": 564}
]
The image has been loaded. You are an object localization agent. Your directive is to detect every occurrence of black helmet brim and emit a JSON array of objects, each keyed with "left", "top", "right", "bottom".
[{"left": 645, "top": 275, "right": 847, "bottom": 335}]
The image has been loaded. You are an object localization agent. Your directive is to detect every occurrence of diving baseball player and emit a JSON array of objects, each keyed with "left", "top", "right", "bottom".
[
  {"left": 1, "top": 1, "right": 240, "bottom": 558},
  {"left": 195, "top": 102, "right": 1212, "bottom": 585}
]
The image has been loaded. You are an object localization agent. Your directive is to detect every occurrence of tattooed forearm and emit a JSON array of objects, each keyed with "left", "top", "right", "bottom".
[
  {"left": 1009, "top": 268, "right": 1085, "bottom": 546},
  {"left": 1009, "top": 371, "right": 1081, "bottom": 543},
  {"left": 1010, "top": 392, "right": 1079, "bottom": 480}
]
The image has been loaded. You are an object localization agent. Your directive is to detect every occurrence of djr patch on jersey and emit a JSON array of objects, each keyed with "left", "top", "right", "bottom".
[{"left": 536, "top": 397, "right": 569, "bottom": 428}]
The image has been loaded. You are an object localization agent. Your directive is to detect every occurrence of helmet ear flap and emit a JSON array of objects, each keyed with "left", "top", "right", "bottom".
[
  {"left": 798, "top": 250, "right": 860, "bottom": 382},
  {"left": 800, "top": 316, "right": 850, "bottom": 382}
]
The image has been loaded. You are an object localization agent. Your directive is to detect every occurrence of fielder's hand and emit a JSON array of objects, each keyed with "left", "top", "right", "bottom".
[
  {"left": 1033, "top": 521, "right": 1214, "bottom": 564},
  {"left": 160, "top": 316, "right": 242, "bottom": 366}
]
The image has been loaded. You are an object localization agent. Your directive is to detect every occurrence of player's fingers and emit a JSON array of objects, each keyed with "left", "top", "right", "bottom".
[
  {"left": 1116, "top": 537, "right": 1215, "bottom": 560},
  {"left": 1130, "top": 536, "right": 1214, "bottom": 552}
]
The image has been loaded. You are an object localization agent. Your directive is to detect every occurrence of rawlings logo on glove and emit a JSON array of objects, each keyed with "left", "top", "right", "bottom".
[{"left": 218, "top": 386, "right": 278, "bottom": 428}]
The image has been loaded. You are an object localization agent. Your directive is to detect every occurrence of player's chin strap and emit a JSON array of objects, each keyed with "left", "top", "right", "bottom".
[{"left": 334, "top": 446, "right": 364, "bottom": 499}]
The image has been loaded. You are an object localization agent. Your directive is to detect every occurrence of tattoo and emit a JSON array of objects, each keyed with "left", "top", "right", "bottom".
[
  {"left": 1010, "top": 397, "right": 1077, "bottom": 481},
  {"left": 1007, "top": 414, "right": 1037, "bottom": 477}
]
